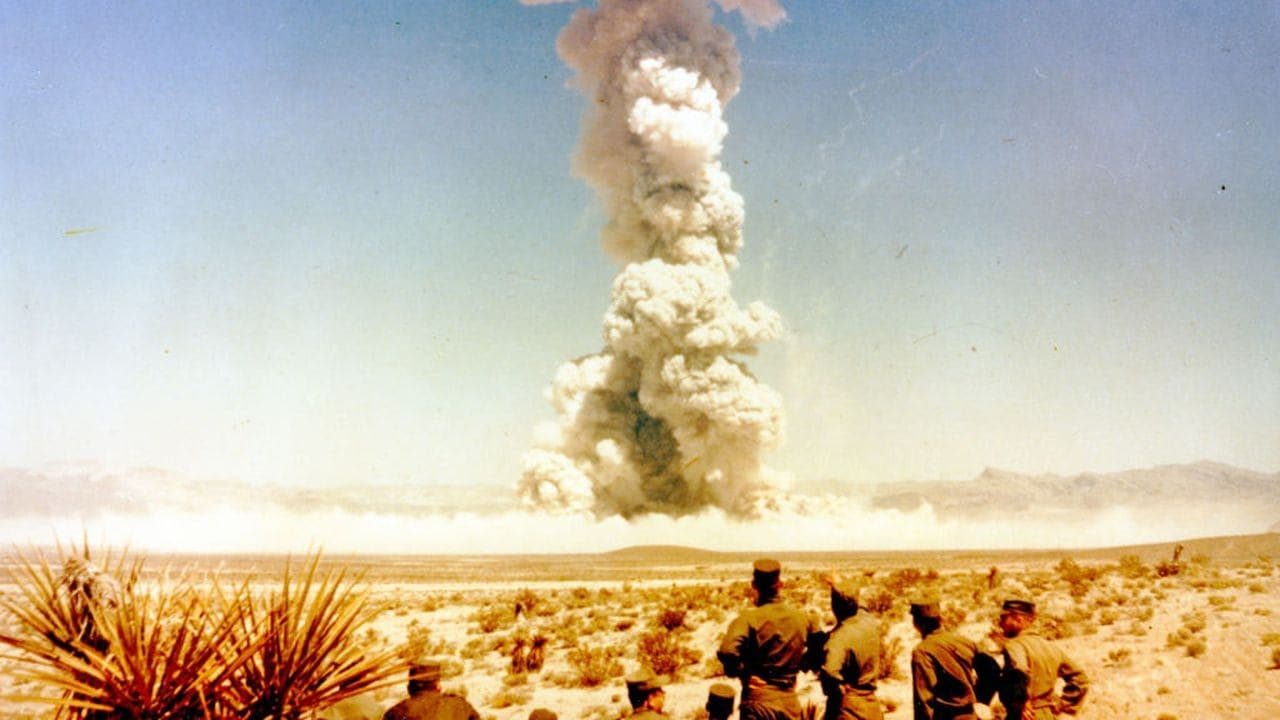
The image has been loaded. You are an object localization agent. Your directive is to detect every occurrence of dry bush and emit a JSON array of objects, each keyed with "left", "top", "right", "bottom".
[
  {"left": 567, "top": 644, "right": 625, "bottom": 687},
  {"left": 469, "top": 604, "right": 513, "bottom": 634},
  {"left": 877, "top": 633, "right": 904, "bottom": 681},
  {"left": 637, "top": 628, "right": 700, "bottom": 677},
  {"left": 657, "top": 608, "right": 688, "bottom": 631},
  {"left": 1117, "top": 555, "right": 1148, "bottom": 579},
  {"left": 488, "top": 684, "right": 533, "bottom": 708},
  {"left": 399, "top": 620, "right": 447, "bottom": 661},
  {"left": 1055, "top": 558, "right": 1100, "bottom": 598}
]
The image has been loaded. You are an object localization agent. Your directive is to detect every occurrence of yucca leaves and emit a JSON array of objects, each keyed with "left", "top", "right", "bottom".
[
  {"left": 226, "top": 555, "right": 402, "bottom": 719},
  {"left": 0, "top": 544, "right": 400, "bottom": 720}
]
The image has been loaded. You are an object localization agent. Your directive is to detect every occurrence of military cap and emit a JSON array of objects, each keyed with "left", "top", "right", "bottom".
[
  {"left": 752, "top": 558, "right": 782, "bottom": 585},
  {"left": 706, "top": 683, "right": 735, "bottom": 715},
  {"left": 1001, "top": 598, "right": 1036, "bottom": 615},
  {"left": 626, "top": 671, "right": 666, "bottom": 694},
  {"left": 407, "top": 657, "right": 442, "bottom": 682},
  {"left": 528, "top": 709, "right": 558, "bottom": 720},
  {"left": 909, "top": 596, "right": 942, "bottom": 619},
  {"left": 829, "top": 578, "right": 861, "bottom": 608}
]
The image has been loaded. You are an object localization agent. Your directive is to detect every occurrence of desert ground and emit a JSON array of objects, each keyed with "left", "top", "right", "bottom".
[{"left": 3, "top": 534, "right": 1279, "bottom": 719}]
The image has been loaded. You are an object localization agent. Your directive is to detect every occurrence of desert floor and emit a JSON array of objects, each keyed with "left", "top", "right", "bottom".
[{"left": 3, "top": 536, "right": 1279, "bottom": 719}]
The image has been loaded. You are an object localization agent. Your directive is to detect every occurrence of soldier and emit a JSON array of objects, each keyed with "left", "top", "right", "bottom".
[
  {"left": 706, "top": 683, "right": 736, "bottom": 720},
  {"left": 817, "top": 575, "right": 881, "bottom": 720},
  {"left": 718, "top": 559, "right": 821, "bottom": 720},
  {"left": 625, "top": 671, "right": 668, "bottom": 720},
  {"left": 383, "top": 658, "right": 480, "bottom": 720},
  {"left": 995, "top": 599, "right": 1088, "bottom": 719},
  {"left": 908, "top": 597, "right": 992, "bottom": 720}
]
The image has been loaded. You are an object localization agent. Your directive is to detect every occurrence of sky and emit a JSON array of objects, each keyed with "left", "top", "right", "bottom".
[{"left": 2, "top": 2, "right": 1278, "bottom": 551}]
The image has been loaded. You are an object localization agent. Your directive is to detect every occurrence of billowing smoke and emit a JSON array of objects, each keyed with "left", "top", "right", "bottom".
[{"left": 519, "top": 0, "right": 787, "bottom": 519}]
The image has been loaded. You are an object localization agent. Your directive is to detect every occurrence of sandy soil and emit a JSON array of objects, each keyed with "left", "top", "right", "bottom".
[{"left": 2, "top": 539, "right": 1279, "bottom": 719}]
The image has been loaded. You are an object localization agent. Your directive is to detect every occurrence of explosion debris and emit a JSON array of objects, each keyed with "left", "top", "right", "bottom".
[{"left": 519, "top": 0, "right": 787, "bottom": 519}]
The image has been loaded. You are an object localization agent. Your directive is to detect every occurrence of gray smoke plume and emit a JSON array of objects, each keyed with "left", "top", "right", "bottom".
[{"left": 519, "top": 0, "right": 788, "bottom": 519}]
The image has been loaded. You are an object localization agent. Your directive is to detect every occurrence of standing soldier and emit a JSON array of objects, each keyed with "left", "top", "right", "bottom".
[
  {"left": 624, "top": 672, "right": 668, "bottom": 720},
  {"left": 817, "top": 576, "right": 882, "bottom": 720},
  {"left": 995, "top": 599, "right": 1088, "bottom": 719},
  {"left": 383, "top": 658, "right": 480, "bottom": 720},
  {"left": 909, "top": 597, "right": 993, "bottom": 720},
  {"left": 706, "top": 683, "right": 736, "bottom": 720},
  {"left": 718, "top": 559, "right": 821, "bottom": 720}
]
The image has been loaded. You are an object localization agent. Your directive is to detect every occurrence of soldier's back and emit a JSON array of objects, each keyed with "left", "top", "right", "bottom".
[
  {"left": 724, "top": 599, "right": 812, "bottom": 680},
  {"left": 913, "top": 630, "right": 979, "bottom": 711},
  {"left": 1003, "top": 634, "right": 1062, "bottom": 696},
  {"left": 824, "top": 613, "right": 880, "bottom": 687},
  {"left": 383, "top": 691, "right": 479, "bottom": 720}
]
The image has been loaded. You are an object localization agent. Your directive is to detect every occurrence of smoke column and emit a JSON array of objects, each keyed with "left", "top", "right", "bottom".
[{"left": 519, "top": 0, "right": 788, "bottom": 519}]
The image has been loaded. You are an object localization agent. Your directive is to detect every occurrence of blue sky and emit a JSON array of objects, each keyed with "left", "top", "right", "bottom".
[{"left": 3, "top": 1, "right": 1278, "bottom": 495}]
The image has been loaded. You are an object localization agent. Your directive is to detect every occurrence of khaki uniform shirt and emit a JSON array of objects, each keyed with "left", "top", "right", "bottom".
[
  {"left": 719, "top": 598, "right": 820, "bottom": 720},
  {"left": 999, "top": 635, "right": 1088, "bottom": 719},
  {"left": 820, "top": 613, "right": 882, "bottom": 720},
  {"left": 911, "top": 630, "right": 979, "bottom": 720},
  {"left": 383, "top": 691, "right": 481, "bottom": 720}
]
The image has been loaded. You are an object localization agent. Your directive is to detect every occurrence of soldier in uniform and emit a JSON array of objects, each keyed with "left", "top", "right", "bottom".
[
  {"left": 995, "top": 599, "right": 1088, "bottom": 719},
  {"left": 706, "top": 682, "right": 736, "bottom": 720},
  {"left": 908, "top": 597, "right": 992, "bottom": 720},
  {"left": 718, "top": 559, "right": 821, "bottom": 720},
  {"left": 625, "top": 671, "right": 668, "bottom": 720},
  {"left": 817, "top": 576, "right": 882, "bottom": 720},
  {"left": 383, "top": 658, "right": 480, "bottom": 720}
]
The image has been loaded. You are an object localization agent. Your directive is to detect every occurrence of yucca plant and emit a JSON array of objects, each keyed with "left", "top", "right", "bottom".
[
  {"left": 1, "top": 544, "right": 400, "bottom": 720},
  {"left": 0, "top": 542, "right": 261, "bottom": 719},
  {"left": 221, "top": 555, "right": 402, "bottom": 720}
]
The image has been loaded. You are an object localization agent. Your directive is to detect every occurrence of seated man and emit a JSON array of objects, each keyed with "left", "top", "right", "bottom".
[
  {"left": 383, "top": 658, "right": 479, "bottom": 720},
  {"left": 624, "top": 671, "right": 668, "bottom": 720}
]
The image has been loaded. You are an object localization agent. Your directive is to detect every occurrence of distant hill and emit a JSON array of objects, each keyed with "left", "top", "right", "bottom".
[
  {"left": 602, "top": 532, "right": 1280, "bottom": 567},
  {"left": 866, "top": 460, "right": 1279, "bottom": 522},
  {"left": 600, "top": 544, "right": 734, "bottom": 563}
]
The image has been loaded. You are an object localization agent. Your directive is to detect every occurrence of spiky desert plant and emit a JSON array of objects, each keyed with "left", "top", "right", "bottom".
[
  {"left": 0, "top": 543, "right": 255, "bottom": 719},
  {"left": 222, "top": 554, "right": 402, "bottom": 720}
]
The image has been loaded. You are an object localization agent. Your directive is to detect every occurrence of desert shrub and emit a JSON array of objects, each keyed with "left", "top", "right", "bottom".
[
  {"left": 884, "top": 568, "right": 925, "bottom": 596},
  {"left": 514, "top": 588, "right": 539, "bottom": 616},
  {"left": 1104, "top": 647, "right": 1132, "bottom": 667},
  {"left": 877, "top": 633, "right": 904, "bottom": 681},
  {"left": 861, "top": 588, "right": 894, "bottom": 615},
  {"left": 1248, "top": 583, "right": 1266, "bottom": 594},
  {"left": 657, "top": 607, "right": 688, "bottom": 631},
  {"left": 488, "top": 684, "right": 532, "bottom": 708},
  {"left": 1098, "top": 608, "right": 1119, "bottom": 626},
  {"left": 637, "top": 628, "right": 700, "bottom": 676},
  {"left": 1181, "top": 611, "right": 1207, "bottom": 633},
  {"left": 1117, "top": 554, "right": 1148, "bottom": 579},
  {"left": 1183, "top": 636, "right": 1207, "bottom": 658},
  {"left": 470, "top": 604, "right": 514, "bottom": 634},
  {"left": 567, "top": 644, "right": 624, "bottom": 687},
  {"left": 399, "top": 620, "right": 446, "bottom": 661},
  {"left": 1056, "top": 558, "right": 1099, "bottom": 597}
]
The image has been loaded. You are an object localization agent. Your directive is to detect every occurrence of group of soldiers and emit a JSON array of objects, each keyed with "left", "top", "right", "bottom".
[
  {"left": 722, "top": 558, "right": 1087, "bottom": 720},
  {"left": 327, "top": 558, "right": 1087, "bottom": 720}
]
